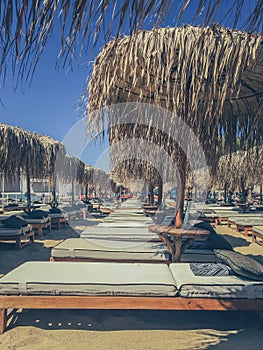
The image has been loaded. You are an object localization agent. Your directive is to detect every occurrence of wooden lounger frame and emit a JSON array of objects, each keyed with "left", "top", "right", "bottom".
[
  {"left": 51, "top": 216, "right": 67, "bottom": 230},
  {"left": 0, "top": 295, "right": 262, "bottom": 334},
  {"left": 50, "top": 256, "right": 170, "bottom": 264},
  {"left": 198, "top": 216, "right": 219, "bottom": 226},
  {"left": 236, "top": 223, "right": 253, "bottom": 236},
  {"left": 0, "top": 230, "right": 34, "bottom": 250},
  {"left": 252, "top": 229, "right": 263, "bottom": 246},
  {"left": 31, "top": 221, "right": 51, "bottom": 238}
]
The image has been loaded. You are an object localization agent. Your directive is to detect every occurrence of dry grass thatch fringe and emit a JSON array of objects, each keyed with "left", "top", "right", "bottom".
[
  {"left": 64, "top": 154, "right": 85, "bottom": 183},
  {"left": 0, "top": 1, "right": 262, "bottom": 85},
  {"left": 213, "top": 146, "right": 263, "bottom": 190},
  {"left": 87, "top": 25, "right": 262, "bottom": 171},
  {"left": 0, "top": 123, "right": 66, "bottom": 180}
]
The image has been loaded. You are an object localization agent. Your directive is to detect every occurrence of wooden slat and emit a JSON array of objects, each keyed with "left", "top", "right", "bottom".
[{"left": 0, "top": 296, "right": 262, "bottom": 311}]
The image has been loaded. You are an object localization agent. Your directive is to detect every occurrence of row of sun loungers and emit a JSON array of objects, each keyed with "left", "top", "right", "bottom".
[
  {"left": 0, "top": 257, "right": 262, "bottom": 333},
  {"left": 193, "top": 203, "right": 263, "bottom": 244},
  {"left": 0, "top": 199, "right": 262, "bottom": 333}
]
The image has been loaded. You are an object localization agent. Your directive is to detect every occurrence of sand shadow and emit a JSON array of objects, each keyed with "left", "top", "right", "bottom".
[
  {"left": 220, "top": 234, "right": 250, "bottom": 248},
  {"left": 6, "top": 309, "right": 262, "bottom": 332}
]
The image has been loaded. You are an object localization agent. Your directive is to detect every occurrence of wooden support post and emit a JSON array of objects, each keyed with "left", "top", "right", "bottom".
[
  {"left": 175, "top": 153, "right": 187, "bottom": 229},
  {"left": 0, "top": 309, "right": 7, "bottom": 334}
]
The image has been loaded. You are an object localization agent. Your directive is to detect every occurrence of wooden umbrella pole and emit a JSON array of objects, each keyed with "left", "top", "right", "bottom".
[
  {"left": 85, "top": 183, "right": 89, "bottom": 200},
  {"left": 157, "top": 175, "right": 163, "bottom": 209},
  {"left": 1, "top": 173, "right": 4, "bottom": 211},
  {"left": 149, "top": 183, "right": 154, "bottom": 205},
  {"left": 52, "top": 175, "right": 57, "bottom": 202},
  {"left": 26, "top": 167, "right": 31, "bottom": 208},
  {"left": 71, "top": 179, "right": 75, "bottom": 204},
  {"left": 175, "top": 153, "right": 187, "bottom": 228}
]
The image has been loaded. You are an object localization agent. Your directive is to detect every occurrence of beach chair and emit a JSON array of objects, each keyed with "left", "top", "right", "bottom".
[
  {"left": 22, "top": 216, "right": 51, "bottom": 238},
  {"left": 0, "top": 259, "right": 262, "bottom": 333},
  {"left": 51, "top": 238, "right": 218, "bottom": 264},
  {"left": 80, "top": 226, "right": 161, "bottom": 242},
  {"left": 252, "top": 226, "right": 263, "bottom": 246},
  {"left": 50, "top": 238, "right": 171, "bottom": 264},
  {"left": 48, "top": 213, "right": 67, "bottom": 230},
  {"left": 0, "top": 224, "right": 34, "bottom": 250},
  {"left": 233, "top": 218, "right": 263, "bottom": 236}
]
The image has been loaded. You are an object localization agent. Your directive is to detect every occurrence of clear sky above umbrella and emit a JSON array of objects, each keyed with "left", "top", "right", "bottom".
[{"left": 0, "top": 1, "right": 258, "bottom": 166}]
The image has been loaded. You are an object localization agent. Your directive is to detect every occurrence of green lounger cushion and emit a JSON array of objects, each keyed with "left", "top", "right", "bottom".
[{"left": 0, "top": 261, "right": 177, "bottom": 296}]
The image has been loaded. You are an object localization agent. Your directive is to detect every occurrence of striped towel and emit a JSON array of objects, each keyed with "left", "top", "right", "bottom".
[{"left": 190, "top": 263, "right": 233, "bottom": 276}]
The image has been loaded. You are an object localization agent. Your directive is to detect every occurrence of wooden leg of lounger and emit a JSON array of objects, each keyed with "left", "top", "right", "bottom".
[
  {"left": 15, "top": 237, "right": 22, "bottom": 250},
  {"left": 0, "top": 309, "right": 7, "bottom": 334},
  {"left": 38, "top": 226, "right": 43, "bottom": 238},
  {"left": 173, "top": 238, "right": 182, "bottom": 263}
]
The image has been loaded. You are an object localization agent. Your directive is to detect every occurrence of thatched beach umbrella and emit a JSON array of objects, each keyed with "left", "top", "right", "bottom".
[
  {"left": 0, "top": 123, "right": 66, "bottom": 207},
  {"left": 0, "top": 1, "right": 262, "bottom": 87},
  {"left": 83, "top": 165, "right": 94, "bottom": 200},
  {"left": 112, "top": 156, "right": 170, "bottom": 206},
  {"left": 213, "top": 147, "right": 263, "bottom": 203},
  {"left": 64, "top": 155, "right": 85, "bottom": 203},
  {"left": 87, "top": 25, "right": 263, "bottom": 227},
  {"left": 36, "top": 134, "right": 66, "bottom": 204},
  {"left": 92, "top": 167, "right": 111, "bottom": 197},
  {"left": 0, "top": 123, "right": 44, "bottom": 179}
]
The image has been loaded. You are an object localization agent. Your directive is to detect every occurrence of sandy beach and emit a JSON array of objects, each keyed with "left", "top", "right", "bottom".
[{"left": 0, "top": 214, "right": 262, "bottom": 350}]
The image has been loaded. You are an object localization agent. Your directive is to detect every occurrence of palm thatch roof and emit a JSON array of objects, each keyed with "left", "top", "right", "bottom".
[
  {"left": 87, "top": 25, "right": 262, "bottom": 223},
  {"left": 36, "top": 135, "right": 66, "bottom": 177},
  {"left": 63, "top": 155, "right": 85, "bottom": 183},
  {"left": 83, "top": 165, "right": 94, "bottom": 185},
  {"left": 213, "top": 147, "right": 263, "bottom": 190},
  {"left": 0, "top": 123, "right": 66, "bottom": 180},
  {"left": 0, "top": 1, "right": 262, "bottom": 84},
  {"left": 87, "top": 25, "right": 262, "bottom": 159}
]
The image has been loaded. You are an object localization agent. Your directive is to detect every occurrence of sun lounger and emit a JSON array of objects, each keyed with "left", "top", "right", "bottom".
[
  {"left": 48, "top": 213, "right": 67, "bottom": 229},
  {"left": 0, "top": 224, "right": 34, "bottom": 250},
  {"left": 50, "top": 238, "right": 171, "bottom": 263},
  {"left": 109, "top": 211, "right": 144, "bottom": 216},
  {"left": 252, "top": 226, "right": 263, "bottom": 246},
  {"left": 170, "top": 263, "right": 263, "bottom": 298},
  {"left": 198, "top": 210, "right": 256, "bottom": 226},
  {"left": 228, "top": 215, "right": 263, "bottom": 227},
  {"left": 103, "top": 216, "right": 150, "bottom": 222},
  {"left": 51, "top": 238, "right": 217, "bottom": 263},
  {"left": 80, "top": 226, "right": 160, "bottom": 242},
  {"left": 61, "top": 206, "right": 87, "bottom": 221},
  {"left": 0, "top": 261, "right": 262, "bottom": 333},
  {"left": 22, "top": 216, "right": 51, "bottom": 238},
  {"left": 233, "top": 218, "right": 263, "bottom": 235},
  {"left": 97, "top": 221, "right": 152, "bottom": 228}
]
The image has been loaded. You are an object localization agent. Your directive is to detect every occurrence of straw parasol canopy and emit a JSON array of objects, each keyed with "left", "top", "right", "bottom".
[
  {"left": 0, "top": 123, "right": 67, "bottom": 206},
  {"left": 0, "top": 123, "right": 46, "bottom": 179},
  {"left": 0, "top": 1, "right": 262, "bottom": 85},
  {"left": 83, "top": 164, "right": 94, "bottom": 199},
  {"left": 88, "top": 25, "right": 262, "bottom": 152},
  {"left": 87, "top": 24, "right": 262, "bottom": 226},
  {"left": 64, "top": 155, "right": 85, "bottom": 184},
  {"left": 213, "top": 147, "right": 263, "bottom": 192}
]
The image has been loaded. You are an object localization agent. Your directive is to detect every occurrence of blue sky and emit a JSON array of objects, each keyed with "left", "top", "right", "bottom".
[{"left": 0, "top": 1, "right": 257, "bottom": 167}]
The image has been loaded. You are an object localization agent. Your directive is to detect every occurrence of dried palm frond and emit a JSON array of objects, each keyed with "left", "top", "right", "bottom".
[
  {"left": 0, "top": 1, "right": 262, "bottom": 84},
  {"left": 0, "top": 123, "right": 66, "bottom": 180},
  {"left": 87, "top": 25, "right": 262, "bottom": 169},
  {"left": 64, "top": 154, "right": 85, "bottom": 183},
  {"left": 213, "top": 146, "right": 263, "bottom": 190}
]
